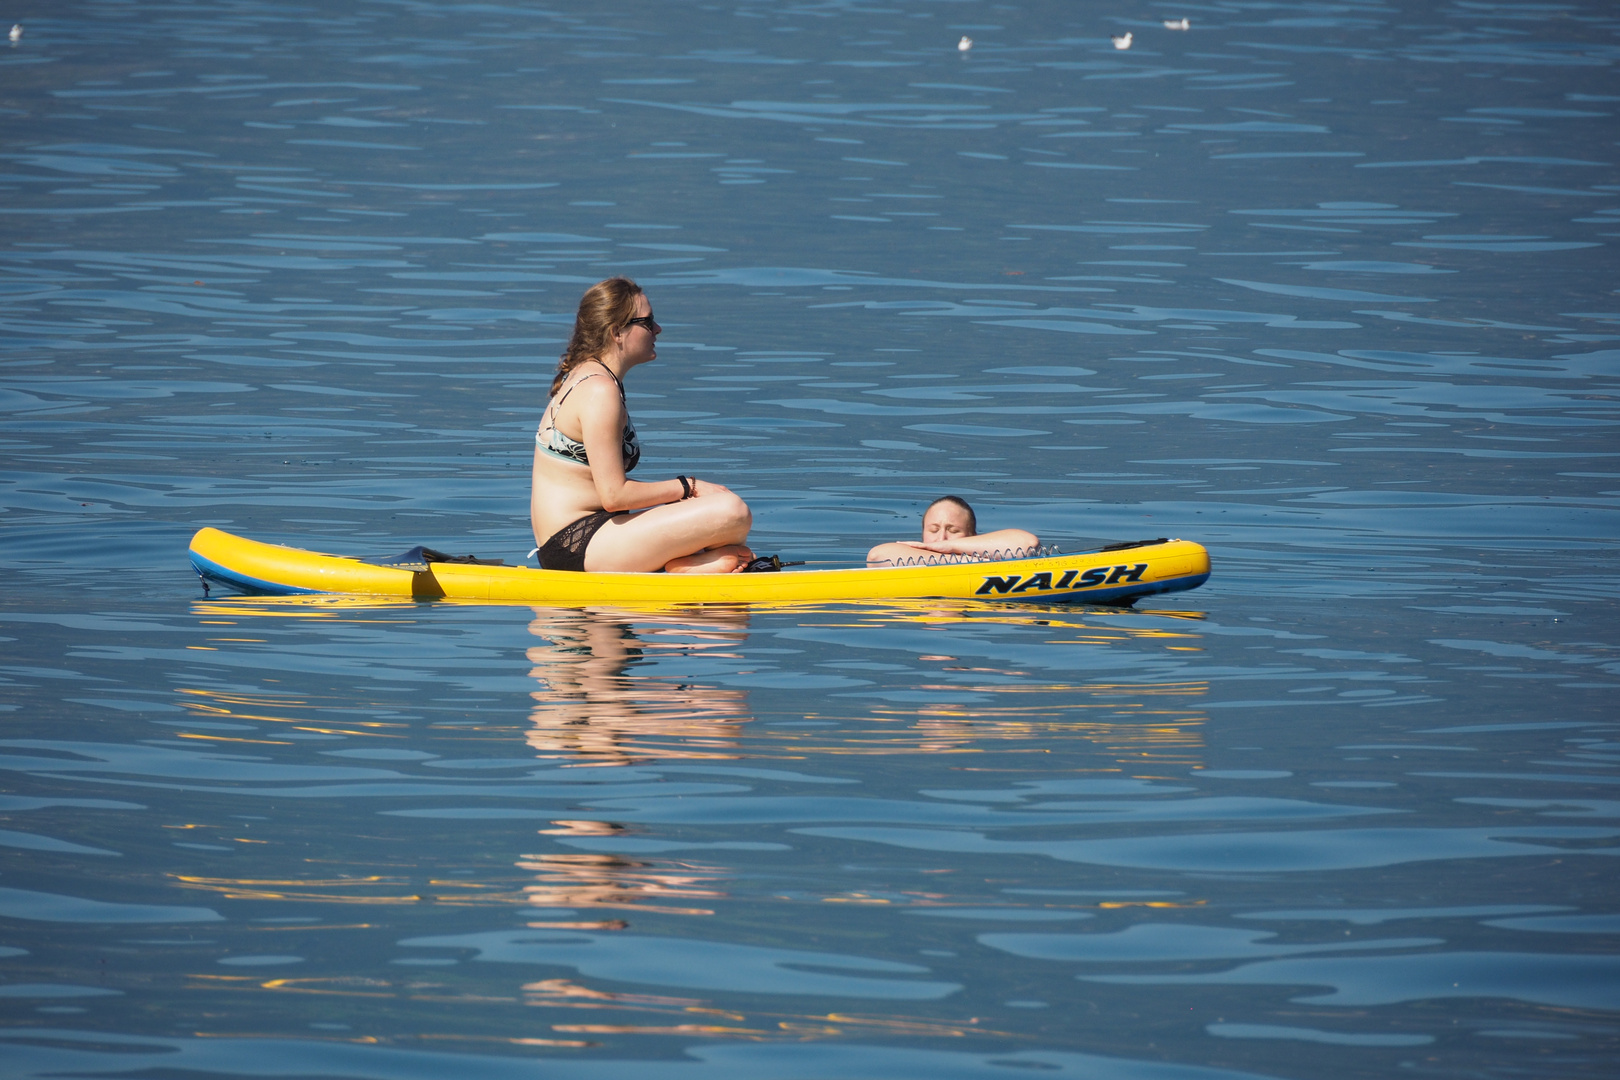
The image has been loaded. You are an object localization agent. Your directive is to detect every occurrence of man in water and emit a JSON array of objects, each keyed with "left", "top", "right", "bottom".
[{"left": 866, "top": 496, "right": 1039, "bottom": 565}]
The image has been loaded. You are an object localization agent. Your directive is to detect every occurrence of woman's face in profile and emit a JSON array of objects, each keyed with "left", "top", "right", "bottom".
[
  {"left": 618, "top": 294, "right": 659, "bottom": 366},
  {"left": 922, "top": 502, "right": 974, "bottom": 542}
]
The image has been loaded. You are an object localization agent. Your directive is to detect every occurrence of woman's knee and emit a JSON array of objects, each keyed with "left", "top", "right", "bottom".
[{"left": 706, "top": 491, "right": 751, "bottom": 534}]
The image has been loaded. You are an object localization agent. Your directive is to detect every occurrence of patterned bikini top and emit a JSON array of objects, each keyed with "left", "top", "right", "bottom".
[{"left": 535, "top": 365, "right": 640, "bottom": 472}]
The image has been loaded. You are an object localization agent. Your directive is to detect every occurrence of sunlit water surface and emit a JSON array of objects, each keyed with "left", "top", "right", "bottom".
[{"left": 2, "top": 2, "right": 1618, "bottom": 1078}]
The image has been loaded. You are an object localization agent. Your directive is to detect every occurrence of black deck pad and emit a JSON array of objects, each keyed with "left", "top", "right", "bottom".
[
  {"left": 1099, "top": 538, "right": 1169, "bottom": 552},
  {"left": 364, "top": 545, "right": 506, "bottom": 571}
]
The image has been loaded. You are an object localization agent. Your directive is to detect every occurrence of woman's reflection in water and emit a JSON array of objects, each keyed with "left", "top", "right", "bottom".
[
  {"left": 526, "top": 606, "right": 752, "bottom": 764},
  {"left": 521, "top": 607, "right": 752, "bottom": 919}
]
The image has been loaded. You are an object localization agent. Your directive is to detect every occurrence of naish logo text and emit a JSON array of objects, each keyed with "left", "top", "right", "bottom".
[{"left": 975, "top": 563, "right": 1148, "bottom": 595}]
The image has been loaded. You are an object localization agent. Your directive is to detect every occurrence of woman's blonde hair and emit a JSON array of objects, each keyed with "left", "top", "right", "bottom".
[{"left": 551, "top": 277, "right": 643, "bottom": 396}]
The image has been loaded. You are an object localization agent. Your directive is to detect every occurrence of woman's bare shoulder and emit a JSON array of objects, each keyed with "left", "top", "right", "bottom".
[{"left": 556, "top": 371, "right": 622, "bottom": 407}]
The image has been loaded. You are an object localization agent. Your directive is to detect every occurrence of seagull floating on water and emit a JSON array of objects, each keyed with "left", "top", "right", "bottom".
[
  {"left": 1111, "top": 32, "right": 1132, "bottom": 50},
  {"left": 9, "top": 25, "right": 21, "bottom": 43},
  {"left": 958, "top": 35, "right": 973, "bottom": 52},
  {"left": 1163, "top": 18, "right": 1190, "bottom": 30}
]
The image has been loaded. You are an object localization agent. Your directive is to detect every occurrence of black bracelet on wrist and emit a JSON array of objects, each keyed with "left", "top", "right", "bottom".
[{"left": 676, "top": 475, "right": 693, "bottom": 500}]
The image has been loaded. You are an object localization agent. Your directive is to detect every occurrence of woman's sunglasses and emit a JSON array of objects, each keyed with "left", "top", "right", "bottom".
[{"left": 624, "top": 315, "right": 659, "bottom": 332}]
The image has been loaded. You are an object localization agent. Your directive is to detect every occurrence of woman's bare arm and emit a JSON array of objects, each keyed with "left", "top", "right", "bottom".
[
  {"left": 573, "top": 378, "right": 685, "bottom": 512},
  {"left": 867, "top": 528, "right": 1039, "bottom": 565},
  {"left": 919, "top": 528, "right": 1039, "bottom": 555}
]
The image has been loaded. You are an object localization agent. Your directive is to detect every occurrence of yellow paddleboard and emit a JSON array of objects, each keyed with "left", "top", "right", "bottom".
[{"left": 188, "top": 527, "right": 1210, "bottom": 607}]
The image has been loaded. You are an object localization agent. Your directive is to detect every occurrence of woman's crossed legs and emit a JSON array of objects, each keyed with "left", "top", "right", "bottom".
[{"left": 584, "top": 484, "right": 753, "bottom": 574}]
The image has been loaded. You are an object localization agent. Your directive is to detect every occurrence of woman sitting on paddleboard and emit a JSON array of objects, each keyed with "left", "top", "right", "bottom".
[
  {"left": 531, "top": 277, "right": 755, "bottom": 573},
  {"left": 866, "top": 496, "right": 1039, "bottom": 566}
]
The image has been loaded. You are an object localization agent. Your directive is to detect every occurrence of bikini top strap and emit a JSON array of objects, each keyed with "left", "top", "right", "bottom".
[
  {"left": 548, "top": 372, "right": 598, "bottom": 417},
  {"left": 545, "top": 361, "right": 628, "bottom": 430},
  {"left": 551, "top": 361, "right": 624, "bottom": 413},
  {"left": 594, "top": 360, "right": 626, "bottom": 397}
]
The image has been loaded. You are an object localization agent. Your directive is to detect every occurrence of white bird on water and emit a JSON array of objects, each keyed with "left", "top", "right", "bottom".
[
  {"left": 1111, "top": 32, "right": 1132, "bottom": 50},
  {"left": 9, "top": 25, "right": 21, "bottom": 43},
  {"left": 1163, "top": 18, "right": 1190, "bottom": 30},
  {"left": 958, "top": 35, "right": 973, "bottom": 52}
]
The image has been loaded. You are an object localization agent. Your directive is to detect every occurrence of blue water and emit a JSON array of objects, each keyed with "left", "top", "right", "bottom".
[{"left": 2, "top": 1, "right": 1617, "bottom": 1077}]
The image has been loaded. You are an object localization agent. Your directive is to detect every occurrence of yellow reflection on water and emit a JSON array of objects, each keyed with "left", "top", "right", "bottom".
[
  {"left": 172, "top": 875, "right": 421, "bottom": 904},
  {"left": 518, "top": 977, "right": 1008, "bottom": 1041},
  {"left": 511, "top": 851, "right": 727, "bottom": 916},
  {"left": 772, "top": 695, "right": 1206, "bottom": 765},
  {"left": 522, "top": 978, "right": 707, "bottom": 1009},
  {"left": 743, "top": 605, "right": 1211, "bottom": 766},
  {"left": 545, "top": 1010, "right": 1005, "bottom": 1042},
  {"left": 171, "top": 685, "right": 408, "bottom": 739}
]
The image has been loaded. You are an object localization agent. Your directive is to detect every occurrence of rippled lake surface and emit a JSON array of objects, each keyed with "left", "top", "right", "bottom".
[{"left": 2, "top": 2, "right": 1618, "bottom": 1077}]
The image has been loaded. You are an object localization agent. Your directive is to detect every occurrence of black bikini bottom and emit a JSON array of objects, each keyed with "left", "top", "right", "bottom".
[{"left": 537, "top": 510, "right": 616, "bottom": 572}]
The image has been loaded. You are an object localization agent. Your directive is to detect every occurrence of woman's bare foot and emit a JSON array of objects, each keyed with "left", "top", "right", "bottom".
[{"left": 663, "top": 544, "right": 754, "bottom": 574}]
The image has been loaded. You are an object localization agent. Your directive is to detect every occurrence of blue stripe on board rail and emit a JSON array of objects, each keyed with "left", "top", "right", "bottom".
[
  {"left": 189, "top": 551, "right": 319, "bottom": 596},
  {"left": 1042, "top": 574, "right": 1208, "bottom": 605},
  {"left": 976, "top": 568, "right": 1209, "bottom": 605}
]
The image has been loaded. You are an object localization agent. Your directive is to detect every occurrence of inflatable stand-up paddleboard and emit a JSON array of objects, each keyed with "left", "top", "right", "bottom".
[{"left": 188, "top": 527, "right": 1210, "bottom": 607}]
